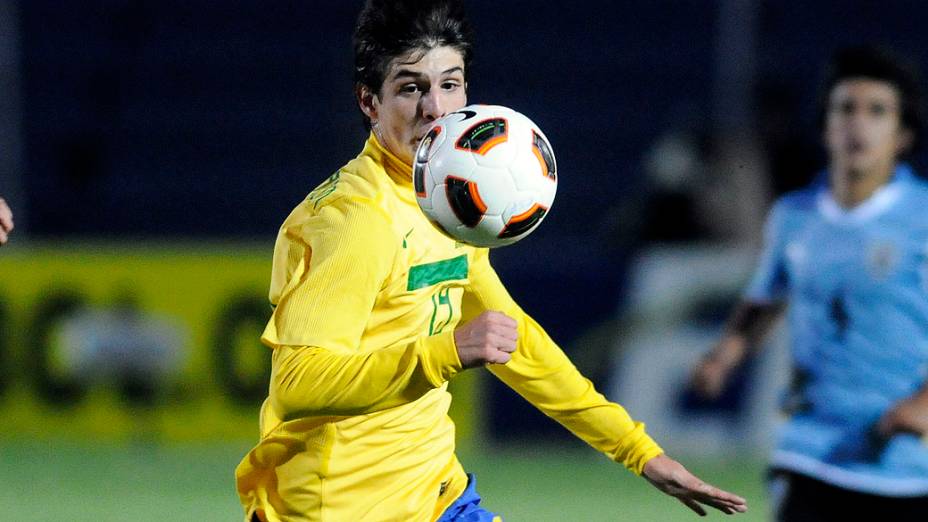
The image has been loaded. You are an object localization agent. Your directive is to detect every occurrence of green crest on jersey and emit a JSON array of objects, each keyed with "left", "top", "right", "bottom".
[{"left": 407, "top": 255, "right": 468, "bottom": 291}]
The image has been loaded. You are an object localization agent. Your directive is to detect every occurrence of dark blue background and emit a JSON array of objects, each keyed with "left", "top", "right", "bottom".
[{"left": 18, "top": 0, "right": 928, "bottom": 440}]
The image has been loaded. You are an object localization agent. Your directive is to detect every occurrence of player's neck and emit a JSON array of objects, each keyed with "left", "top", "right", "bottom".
[{"left": 829, "top": 162, "right": 896, "bottom": 208}]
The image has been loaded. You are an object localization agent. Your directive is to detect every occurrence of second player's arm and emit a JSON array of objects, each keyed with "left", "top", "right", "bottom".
[
  {"left": 693, "top": 199, "right": 791, "bottom": 399},
  {"left": 877, "top": 379, "right": 928, "bottom": 438},
  {"left": 691, "top": 300, "right": 785, "bottom": 399},
  {"left": 0, "top": 196, "right": 13, "bottom": 246}
]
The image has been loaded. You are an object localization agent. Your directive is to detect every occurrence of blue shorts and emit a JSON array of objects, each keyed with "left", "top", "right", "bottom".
[{"left": 436, "top": 473, "right": 501, "bottom": 522}]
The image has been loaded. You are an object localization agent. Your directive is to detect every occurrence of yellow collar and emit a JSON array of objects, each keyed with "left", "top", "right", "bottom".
[{"left": 363, "top": 132, "right": 414, "bottom": 190}]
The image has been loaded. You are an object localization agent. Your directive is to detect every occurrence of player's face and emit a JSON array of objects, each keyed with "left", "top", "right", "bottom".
[
  {"left": 360, "top": 46, "right": 467, "bottom": 166},
  {"left": 824, "top": 78, "right": 912, "bottom": 179}
]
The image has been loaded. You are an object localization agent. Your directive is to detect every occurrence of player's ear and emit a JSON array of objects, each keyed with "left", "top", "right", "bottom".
[{"left": 356, "top": 84, "right": 379, "bottom": 122}]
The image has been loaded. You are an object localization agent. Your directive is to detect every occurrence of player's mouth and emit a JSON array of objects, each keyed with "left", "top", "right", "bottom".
[
  {"left": 415, "top": 122, "right": 442, "bottom": 142},
  {"left": 846, "top": 138, "right": 866, "bottom": 154}
]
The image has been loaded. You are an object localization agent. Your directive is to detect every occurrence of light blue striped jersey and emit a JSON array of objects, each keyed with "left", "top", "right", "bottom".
[{"left": 746, "top": 164, "right": 928, "bottom": 496}]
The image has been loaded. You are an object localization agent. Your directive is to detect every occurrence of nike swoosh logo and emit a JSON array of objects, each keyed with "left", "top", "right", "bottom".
[{"left": 452, "top": 109, "right": 476, "bottom": 121}]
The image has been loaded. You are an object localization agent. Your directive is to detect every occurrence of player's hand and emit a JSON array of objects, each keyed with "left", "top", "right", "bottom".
[
  {"left": 690, "top": 355, "right": 732, "bottom": 400},
  {"left": 0, "top": 197, "right": 13, "bottom": 246},
  {"left": 876, "top": 393, "right": 928, "bottom": 438},
  {"left": 453, "top": 311, "right": 518, "bottom": 368},
  {"left": 642, "top": 454, "right": 748, "bottom": 516},
  {"left": 690, "top": 338, "right": 746, "bottom": 400}
]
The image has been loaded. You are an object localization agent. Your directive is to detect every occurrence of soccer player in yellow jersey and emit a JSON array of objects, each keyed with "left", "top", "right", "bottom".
[{"left": 235, "top": 1, "right": 748, "bottom": 520}]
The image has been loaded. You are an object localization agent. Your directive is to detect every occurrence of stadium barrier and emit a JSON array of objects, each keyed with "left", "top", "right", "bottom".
[{"left": 0, "top": 242, "right": 481, "bottom": 442}]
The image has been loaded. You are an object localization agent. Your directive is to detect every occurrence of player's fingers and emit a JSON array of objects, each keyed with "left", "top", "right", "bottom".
[
  {"left": 495, "top": 342, "right": 517, "bottom": 354},
  {"left": 488, "top": 332, "right": 517, "bottom": 351},
  {"left": 677, "top": 497, "right": 706, "bottom": 517},
  {"left": 701, "top": 497, "right": 747, "bottom": 514},
  {"left": 0, "top": 229, "right": 7, "bottom": 245},
  {"left": 494, "top": 324, "right": 518, "bottom": 341},
  {"left": 877, "top": 408, "right": 909, "bottom": 437},
  {"left": 694, "top": 485, "right": 748, "bottom": 513},
  {"left": 876, "top": 415, "right": 893, "bottom": 437},
  {"left": 485, "top": 311, "right": 517, "bottom": 329},
  {"left": 0, "top": 202, "right": 11, "bottom": 231},
  {"left": 487, "top": 351, "right": 511, "bottom": 365},
  {"left": 697, "top": 482, "right": 747, "bottom": 505},
  {"left": 702, "top": 483, "right": 746, "bottom": 505}
]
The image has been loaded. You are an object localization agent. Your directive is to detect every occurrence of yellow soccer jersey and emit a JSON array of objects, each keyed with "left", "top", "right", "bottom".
[{"left": 235, "top": 134, "right": 663, "bottom": 522}]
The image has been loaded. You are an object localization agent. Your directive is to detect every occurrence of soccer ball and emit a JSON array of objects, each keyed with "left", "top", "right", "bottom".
[{"left": 413, "top": 104, "right": 557, "bottom": 248}]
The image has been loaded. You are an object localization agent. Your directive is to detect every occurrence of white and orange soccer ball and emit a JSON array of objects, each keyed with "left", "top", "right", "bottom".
[{"left": 413, "top": 105, "right": 557, "bottom": 248}]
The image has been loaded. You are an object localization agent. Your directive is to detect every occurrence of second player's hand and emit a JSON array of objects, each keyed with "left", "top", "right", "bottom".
[
  {"left": 642, "top": 454, "right": 748, "bottom": 516},
  {"left": 0, "top": 197, "right": 13, "bottom": 246},
  {"left": 691, "top": 355, "right": 731, "bottom": 400},
  {"left": 453, "top": 311, "right": 518, "bottom": 368},
  {"left": 876, "top": 393, "right": 928, "bottom": 438},
  {"left": 691, "top": 337, "right": 747, "bottom": 400}
]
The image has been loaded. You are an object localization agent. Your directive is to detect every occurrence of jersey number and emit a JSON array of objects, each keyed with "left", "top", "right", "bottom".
[
  {"left": 429, "top": 287, "right": 454, "bottom": 335},
  {"left": 829, "top": 293, "right": 849, "bottom": 341}
]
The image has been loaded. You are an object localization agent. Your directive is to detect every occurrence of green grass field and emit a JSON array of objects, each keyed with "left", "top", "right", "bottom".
[{"left": 0, "top": 441, "right": 768, "bottom": 521}]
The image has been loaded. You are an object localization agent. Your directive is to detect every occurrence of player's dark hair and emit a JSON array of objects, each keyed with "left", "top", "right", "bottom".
[
  {"left": 819, "top": 45, "right": 925, "bottom": 154},
  {"left": 353, "top": 0, "right": 474, "bottom": 130}
]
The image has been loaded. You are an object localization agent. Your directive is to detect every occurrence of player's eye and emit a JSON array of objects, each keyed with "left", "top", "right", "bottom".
[
  {"left": 399, "top": 83, "right": 421, "bottom": 95},
  {"left": 441, "top": 80, "right": 461, "bottom": 91},
  {"left": 837, "top": 101, "right": 856, "bottom": 115},
  {"left": 869, "top": 103, "right": 888, "bottom": 116}
]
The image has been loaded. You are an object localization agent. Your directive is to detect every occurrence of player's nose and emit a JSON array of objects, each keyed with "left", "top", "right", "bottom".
[{"left": 420, "top": 91, "right": 446, "bottom": 121}]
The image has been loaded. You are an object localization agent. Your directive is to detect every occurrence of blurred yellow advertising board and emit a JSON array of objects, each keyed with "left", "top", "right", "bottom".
[{"left": 0, "top": 242, "right": 480, "bottom": 442}]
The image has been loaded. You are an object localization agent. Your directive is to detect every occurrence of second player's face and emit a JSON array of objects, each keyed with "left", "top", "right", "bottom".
[
  {"left": 368, "top": 46, "right": 467, "bottom": 166},
  {"left": 824, "top": 78, "right": 911, "bottom": 178}
]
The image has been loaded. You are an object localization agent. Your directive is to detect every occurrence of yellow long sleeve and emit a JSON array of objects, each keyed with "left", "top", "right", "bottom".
[
  {"left": 463, "top": 249, "right": 664, "bottom": 475},
  {"left": 269, "top": 332, "right": 459, "bottom": 418},
  {"left": 261, "top": 196, "right": 462, "bottom": 419},
  {"left": 261, "top": 197, "right": 392, "bottom": 351}
]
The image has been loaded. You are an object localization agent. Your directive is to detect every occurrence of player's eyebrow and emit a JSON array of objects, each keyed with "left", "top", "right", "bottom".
[
  {"left": 439, "top": 66, "right": 464, "bottom": 77},
  {"left": 390, "top": 66, "right": 464, "bottom": 81}
]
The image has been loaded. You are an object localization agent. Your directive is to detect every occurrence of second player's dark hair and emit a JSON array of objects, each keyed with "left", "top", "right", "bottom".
[
  {"left": 819, "top": 45, "right": 925, "bottom": 153},
  {"left": 353, "top": 0, "right": 474, "bottom": 129}
]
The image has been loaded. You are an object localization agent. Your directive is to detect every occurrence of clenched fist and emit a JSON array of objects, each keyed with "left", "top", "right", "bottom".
[{"left": 453, "top": 311, "right": 518, "bottom": 368}]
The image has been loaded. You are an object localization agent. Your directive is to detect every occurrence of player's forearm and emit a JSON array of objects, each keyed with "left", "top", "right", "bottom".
[
  {"left": 487, "top": 313, "right": 662, "bottom": 473},
  {"left": 713, "top": 300, "right": 785, "bottom": 364},
  {"left": 537, "top": 385, "right": 665, "bottom": 474},
  {"left": 493, "top": 362, "right": 663, "bottom": 474},
  {"left": 269, "top": 332, "right": 462, "bottom": 419},
  {"left": 464, "top": 253, "right": 661, "bottom": 470}
]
